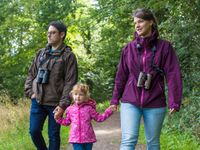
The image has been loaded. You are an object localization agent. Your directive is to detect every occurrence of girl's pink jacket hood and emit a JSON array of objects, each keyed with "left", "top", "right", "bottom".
[{"left": 57, "top": 99, "right": 113, "bottom": 143}]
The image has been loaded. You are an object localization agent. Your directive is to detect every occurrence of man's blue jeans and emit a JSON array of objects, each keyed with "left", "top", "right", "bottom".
[
  {"left": 120, "top": 103, "right": 166, "bottom": 150},
  {"left": 29, "top": 99, "right": 61, "bottom": 150}
]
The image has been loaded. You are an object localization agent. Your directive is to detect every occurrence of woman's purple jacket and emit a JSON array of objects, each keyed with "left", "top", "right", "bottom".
[{"left": 111, "top": 31, "right": 182, "bottom": 110}]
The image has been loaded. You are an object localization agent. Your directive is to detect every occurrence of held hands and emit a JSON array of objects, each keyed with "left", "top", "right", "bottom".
[
  {"left": 53, "top": 106, "right": 64, "bottom": 120},
  {"left": 109, "top": 105, "right": 118, "bottom": 112}
]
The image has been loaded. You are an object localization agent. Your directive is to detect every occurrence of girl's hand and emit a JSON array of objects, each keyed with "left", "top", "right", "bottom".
[
  {"left": 109, "top": 105, "right": 118, "bottom": 112},
  {"left": 169, "top": 108, "right": 176, "bottom": 115},
  {"left": 54, "top": 112, "right": 60, "bottom": 120}
]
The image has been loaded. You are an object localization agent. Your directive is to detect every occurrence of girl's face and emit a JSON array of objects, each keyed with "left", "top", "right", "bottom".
[
  {"left": 72, "top": 90, "right": 87, "bottom": 105},
  {"left": 134, "top": 17, "right": 153, "bottom": 38}
]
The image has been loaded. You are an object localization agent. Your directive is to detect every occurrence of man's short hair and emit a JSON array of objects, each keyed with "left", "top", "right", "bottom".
[{"left": 48, "top": 21, "right": 67, "bottom": 40}]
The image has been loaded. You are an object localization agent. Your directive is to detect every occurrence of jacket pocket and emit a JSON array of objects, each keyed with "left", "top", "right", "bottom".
[
  {"left": 122, "top": 77, "right": 139, "bottom": 101},
  {"left": 32, "top": 78, "right": 37, "bottom": 95},
  {"left": 147, "top": 79, "right": 165, "bottom": 101}
]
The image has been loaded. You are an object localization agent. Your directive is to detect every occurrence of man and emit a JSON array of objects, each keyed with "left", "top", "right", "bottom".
[{"left": 24, "top": 21, "right": 78, "bottom": 150}]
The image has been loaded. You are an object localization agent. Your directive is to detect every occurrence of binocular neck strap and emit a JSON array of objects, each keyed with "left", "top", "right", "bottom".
[
  {"left": 39, "top": 50, "right": 50, "bottom": 67},
  {"left": 39, "top": 48, "right": 62, "bottom": 70},
  {"left": 150, "top": 46, "right": 164, "bottom": 76}
]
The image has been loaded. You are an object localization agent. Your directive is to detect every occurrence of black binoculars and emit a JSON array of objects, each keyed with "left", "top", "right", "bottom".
[
  {"left": 36, "top": 68, "right": 50, "bottom": 84},
  {"left": 137, "top": 72, "right": 152, "bottom": 90}
]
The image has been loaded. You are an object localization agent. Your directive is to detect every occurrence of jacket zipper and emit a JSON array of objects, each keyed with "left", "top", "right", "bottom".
[
  {"left": 141, "top": 48, "right": 147, "bottom": 107},
  {"left": 78, "top": 107, "right": 82, "bottom": 142}
]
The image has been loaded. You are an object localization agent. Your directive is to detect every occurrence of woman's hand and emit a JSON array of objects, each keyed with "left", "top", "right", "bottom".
[{"left": 169, "top": 108, "right": 176, "bottom": 115}]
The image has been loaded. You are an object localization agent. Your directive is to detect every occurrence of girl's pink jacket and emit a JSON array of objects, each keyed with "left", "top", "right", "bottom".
[{"left": 56, "top": 99, "right": 113, "bottom": 143}]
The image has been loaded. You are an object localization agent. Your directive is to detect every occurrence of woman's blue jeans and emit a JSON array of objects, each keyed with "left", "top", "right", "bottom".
[
  {"left": 120, "top": 103, "right": 166, "bottom": 150},
  {"left": 29, "top": 99, "right": 61, "bottom": 150}
]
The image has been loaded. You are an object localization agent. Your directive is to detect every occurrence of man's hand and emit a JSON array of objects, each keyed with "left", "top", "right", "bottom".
[
  {"left": 169, "top": 108, "right": 176, "bottom": 115},
  {"left": 53, "top": 106, "right": 64, "bottom": 120},
  {"left": 31, "top": 93, "right": 35, "bottom": 99}
]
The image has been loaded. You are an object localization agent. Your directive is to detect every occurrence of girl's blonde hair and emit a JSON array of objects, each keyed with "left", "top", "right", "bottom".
[{"left": 70, "top": 83, "right": 90, "bottom": 98}]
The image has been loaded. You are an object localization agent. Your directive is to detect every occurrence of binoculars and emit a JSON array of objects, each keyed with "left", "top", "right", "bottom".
[
  {"left": 137, "top": 72, "right": 152, "bottom": 90},
  {"left": 36, "top": 68, "right": 50, "bottom": 84}
]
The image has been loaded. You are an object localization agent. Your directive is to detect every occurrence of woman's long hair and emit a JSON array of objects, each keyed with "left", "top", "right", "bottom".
[{"left": 133, "top": 8, "right": 158, "bottom": 34}]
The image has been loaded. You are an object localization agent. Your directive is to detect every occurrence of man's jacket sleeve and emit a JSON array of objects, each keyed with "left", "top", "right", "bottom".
[
  {"left": 59, "top": 52, "right": 78, "bottom": 109},
  {"left": 24, "top": 51, "right": 40, "bottom": 99}
]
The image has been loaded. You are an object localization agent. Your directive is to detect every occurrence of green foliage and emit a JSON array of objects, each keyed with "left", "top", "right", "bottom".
[
  {"left": 164, "top": 95, "right": 200, "bottom": 141},
  {"left": 157, "top": 1, "right": 200, "bottom": 141},
  {"left": 35, "top": 0, "right": 73, "bottom": 27},
  {"left": 160, "top": 129, "right": 200, "bottom": 150}
]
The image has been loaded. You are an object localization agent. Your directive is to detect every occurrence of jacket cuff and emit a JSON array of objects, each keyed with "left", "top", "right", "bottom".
[
  {"left": 56, "top": 118, "right": 63, "bottom": 124},
  {"left": 110, "top": 98, "right": 120, "bottom": 105},
  {"left": 106, "top": 107, "right": 113, "bottom": 113},
  {"left": 59, "top": 100, "right": 71, "bottom": 110},
  {"left": 168, "top": 103, "right": 180, "bottom": 111},
  {"left": 27, "top": 91, "right": 34, "bottom": 99}
]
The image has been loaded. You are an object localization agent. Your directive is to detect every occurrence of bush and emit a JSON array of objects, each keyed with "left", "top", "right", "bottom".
[{"left": 164, "top": 94, "right": 200, "bottom": 142}]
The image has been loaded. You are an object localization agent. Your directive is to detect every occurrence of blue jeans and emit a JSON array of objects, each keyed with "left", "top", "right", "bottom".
[
  {"left": 29, "top": 99, "right": 61, "bottom": 150},
  {"left": 72, "top": 143, "right": 93, "bottom": 150},
  {"left": 120, "top": 103, "right": 166, "bottom": 150}
]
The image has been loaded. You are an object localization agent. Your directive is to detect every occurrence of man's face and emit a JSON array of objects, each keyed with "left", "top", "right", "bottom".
[{"left": 47, "top": 26, "right": 65, "bottom": 46}]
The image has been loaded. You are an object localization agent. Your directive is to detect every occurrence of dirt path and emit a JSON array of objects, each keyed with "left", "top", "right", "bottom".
[{"left": 65, "top": 112, "right": 146, "bottom": 150}]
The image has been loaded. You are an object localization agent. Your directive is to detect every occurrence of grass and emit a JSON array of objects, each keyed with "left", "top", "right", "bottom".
[
  {"left": 137, "top": 124, "right": 200, "bottom": 150},
  {"left": 0, "top": 98, "right": 69, "bottom": 150},
  {"left": 0, "top": 97, "right": 199, "bottom": 150},
  {"left": 0, "top": 99, "right": 33, "bottom": 150},
  {"left": 160, "top": 129, "right": 200, "bottom": 150}
]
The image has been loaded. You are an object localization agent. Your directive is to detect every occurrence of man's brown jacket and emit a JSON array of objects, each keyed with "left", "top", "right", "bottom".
[{"left": 24, "top": 43, "right": 78, "bottom": 109}]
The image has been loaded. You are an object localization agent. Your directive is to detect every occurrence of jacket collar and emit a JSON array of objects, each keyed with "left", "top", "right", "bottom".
[
  {"left": 45, "top": 43, "right": 68, "bottom": 56},
  {"left": 134, "top": 29, "right": 159, "bottom": 49},
  {"left": 74, "top": 99, "right": 96, "bottom": 109}
]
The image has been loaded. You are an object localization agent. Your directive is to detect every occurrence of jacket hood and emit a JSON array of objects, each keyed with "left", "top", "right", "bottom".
[
  {"left": 78, "top": 99, "right": 97, "bottom": 109},
  {"left": 134, "top": 28, "right": 159, "bottom": 49}
]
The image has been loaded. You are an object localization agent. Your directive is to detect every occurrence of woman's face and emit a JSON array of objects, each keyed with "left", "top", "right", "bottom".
[{"left": 134, "top": 17, "right": 153, "bottom": 38}]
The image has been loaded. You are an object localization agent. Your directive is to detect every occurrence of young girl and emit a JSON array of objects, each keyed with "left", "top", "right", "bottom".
[{"left": 55, "top": 83, "right": 115, "bottom": 150}]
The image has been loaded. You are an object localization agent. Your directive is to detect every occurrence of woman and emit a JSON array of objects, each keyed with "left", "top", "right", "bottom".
[{"left": 110, "top": 8, "right": 182, "bottom": 150}]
